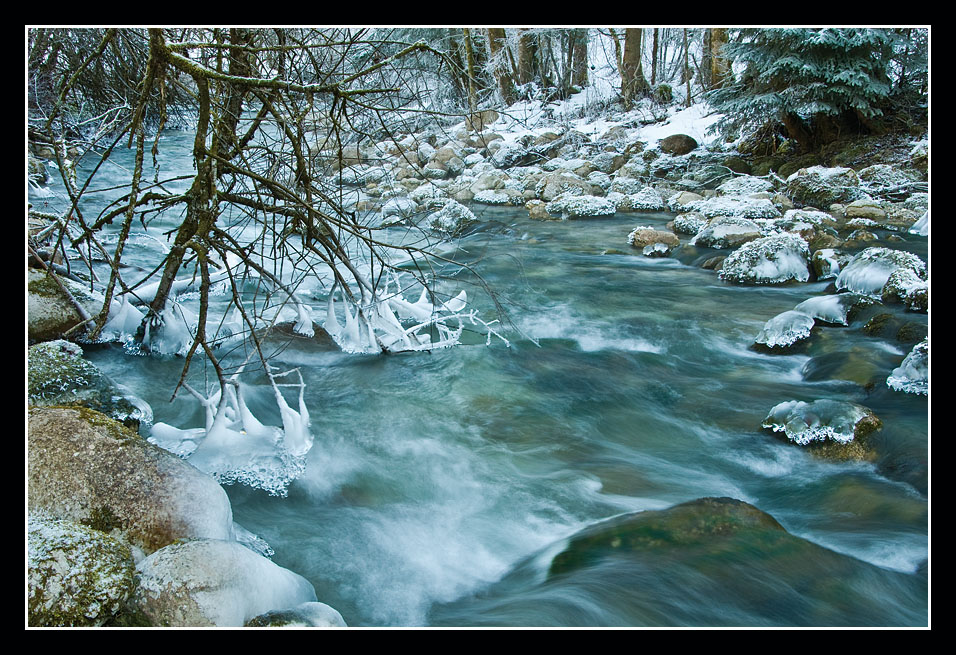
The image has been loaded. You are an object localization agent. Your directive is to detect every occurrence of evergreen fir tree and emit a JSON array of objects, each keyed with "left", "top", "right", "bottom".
[{"left": 708, "top": 28, "right": 900, "bottom": 152}]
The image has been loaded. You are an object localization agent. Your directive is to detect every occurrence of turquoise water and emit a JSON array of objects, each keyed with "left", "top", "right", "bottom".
[{"left": 43, "top": 131, "right": 929, "bottom": 627}]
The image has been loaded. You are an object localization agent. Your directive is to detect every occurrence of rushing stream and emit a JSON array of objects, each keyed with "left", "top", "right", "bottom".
[{"left": 36, "top": 130, "right": 929, "bottom": 627}]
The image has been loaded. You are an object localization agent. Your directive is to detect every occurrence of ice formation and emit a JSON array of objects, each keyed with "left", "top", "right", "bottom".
[
  {"left": 886, "top": 338, "right": 928, "bottom": 395},
  {"left": 754, "top": 310, "right": 815, "bottom": 349},
  {"left": 149, "top": 367, "right": 312, "bottom": 496},
  {"left": 792, "top": 293, "right": 869, "bottom": 326},
  {"left": 762, "top": 399, "right": 875, "bottom": 445},
  {"left": 719, "top": 233, "right": 810, "bottom": 284},
  {"left": 835, "top": 247, "right": 927, "bottom": 297}
]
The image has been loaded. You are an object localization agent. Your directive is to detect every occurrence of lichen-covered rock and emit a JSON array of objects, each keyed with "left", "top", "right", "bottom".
[
  {"left": 28, "top": 407, "right": 235, "bottom": 556},
  {"left": 691, "top": 216, "right": 762, "bottom": 249},
  {"left": 786, "top": 166, "right": 864, "bottom": 208},
  {"left": 28, "top": 513, "right": 137, "bottom": 626},
  {"left": 545, "top": 193, "right": 616, "bottom": 219},
  {"left": 133, "top": 539, "right": 318, "bottom": 627},
  {"left": 425, "top": 200, "right": 479, "bottom": 236},
  {"left": 887, "top": 338, "right": 928, "bottom": 396},
  {"left": 835, "top": 247, "right": 927, "bottom": 298},
  {"left": 718, "top": 233, "right": 810, "bottom": 285},
  {"left": 754, "top": 310, "right": 815, "bottom": 351},
  {"left": 28, "top": 340, "right": 151, "bottom": 429},
  {"left": 246, "top": 601, "right": 348, "bottom": 627},
  {"left": 762, "top": 399, "right": 882, "bottom": 460}
]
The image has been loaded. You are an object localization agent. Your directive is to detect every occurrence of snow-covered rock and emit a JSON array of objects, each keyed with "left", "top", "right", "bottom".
[
  {"left": 786, "top": 166, "right": 864, "bottom": 208},
  {"left": 691, "top": 216, "right": 762, "bottom": 249},
  {"left": 426, "top": 199, "right": 479, "bottom": 236},
  {"left": 545, "top": 193, "right": 616, "bottom": 219},
  {"left": 886, "top": 338, "right": 928, "bottom": 396},
  {"left": 133, "top": 539, "right": 319, "bottom": 627},
  {"left": 716, "top": 175, "right": 775, "bottom": 196},
  {"left": 810, "top": 248, "right": 849, "bottom": 280},
  {"left": 380, "top": 196, "right": 419, "bottom": 225},
  {"left": 473, "top": 189, "right": 514, "bottom": 205},
  {"left": 672, "top": 212, "right": 708, "bottom": 236},
  {"left": 627, "top": 225, "right": 680, "bottom": 249},
  {"left": 718, "top": 233, "right": 810, "bottom": 285},
  {"left": 686, "top": 195, "right": 783, "bottom": 220},
  {"left": 754, "top": 310, "right": 815, "bottom": 350},
  {"left": 882, "top": 267, "right": 928, "bottom": 312}
]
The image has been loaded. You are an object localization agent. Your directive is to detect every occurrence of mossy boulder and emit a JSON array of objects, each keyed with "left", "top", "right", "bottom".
[
  {"left": 28, "top": 406, "right": 235, "bottom": 556},
  {"left": 28, "top": 268, "right": 99, "bottom": 343},
  {"left": 785, "top": 166, "right": 865, "bottom": 209},
  {"left": 28, "top": 512, "right": 137, "bottom": 626},
  {"left": 549, "top": 497, "right": 786, "bottom": 577}
]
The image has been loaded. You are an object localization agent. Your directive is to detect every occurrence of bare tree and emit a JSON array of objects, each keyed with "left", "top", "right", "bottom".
[{"left": 29, "top": 27, "right": 506, "bottom": 410}]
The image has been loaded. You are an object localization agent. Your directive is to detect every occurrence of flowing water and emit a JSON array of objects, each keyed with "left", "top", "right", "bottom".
[{"left": 36, "top": 130, "right": 929, "bottom": 627}]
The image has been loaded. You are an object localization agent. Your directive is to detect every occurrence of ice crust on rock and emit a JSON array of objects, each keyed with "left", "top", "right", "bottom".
[
  {"left": 719, "top": 233, "right": 810, "bottom": 284},
  {"left": 835, "top": 247, "right": 926, "bottom": 297},
  {"left": 754, "top": 310, "right": 815, "bottom": 349},
  {"left": 887, "top": 338, "right": 928, "bottom": 395},
  {"left": 793, "top": 293, "right": 870, "bottom": 326},
  {"left": 762, "top": 399, "right": 875, "bottom": 445}
]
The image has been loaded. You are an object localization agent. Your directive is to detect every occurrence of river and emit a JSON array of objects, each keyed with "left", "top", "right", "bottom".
[{"left": 35, "top": 129, "right": 929, "bottom": 627}]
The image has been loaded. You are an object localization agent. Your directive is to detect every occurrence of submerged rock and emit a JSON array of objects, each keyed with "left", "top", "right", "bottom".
[
  {"left": 28, "top": 513, "right": 137, "bottom": 626},
  {"left": 718, "top": 233, "right": 810, "bottom": 285},
  {"left": 762, "top": 399, "right": 882, "bottom": 460},
  {"left": 887, "top": 338, "right": 928, "bottom": 396},
  {"left": 550, "top": 497, "right": 786, "bottom": 578}
]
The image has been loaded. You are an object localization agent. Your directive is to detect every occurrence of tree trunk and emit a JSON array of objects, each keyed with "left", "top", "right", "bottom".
[
  {"left": 710, "top": 28, "right": 731, "bottom": 89},
  {"left": 700, "top": 29, "right": 713, "bottom": 90},
  {"left": 462, "top": 28, "right": 478, "bottom": 117},
  {"left": 571, "top": 28, "right": 589, "bottom": 87},
  {"left": 621, "top": 28, "right": 649, "bottom": 110},
  {"left": 487, "top": 28, "right": 516, "bottom": 105},
  {"left": 517, "top": 28, "right": 534, "bottom": 85},
  {"left": 683, "top": 29, "right": 691, "bottom": 107},
  {"left": 651, "top": 28, "right": 659, "bottom": 86}
]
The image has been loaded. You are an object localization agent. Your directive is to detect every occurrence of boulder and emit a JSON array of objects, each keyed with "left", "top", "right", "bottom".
[
  {"left": 535, "top": 172, "right": 598, "bottom": 202},
  {"left": 718, "top": 233, "right": 811, "bottom": 285},
  {"left": 28, "top": 407, "right": 235, "bottom": 557},
  {"left": 658, "top": 133, "right": 698, "bottom": 155},
  {"left": 28, "top": 269, "right": 99, "bottom": 343},
  {"left": 792, "top": 293, "right": 874, "bottom": 327},
  {"left": 28, "top": 513, "right": 137, "bottom": 626},
  {"left": 627, "top": 226, "right": 680, "bottom": 250},
  {"left": 132, "top": 539, "right": 317, "bottom": 627},
  {"left": 844, "top": 197, "right": 886, "bottom": 220}
]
